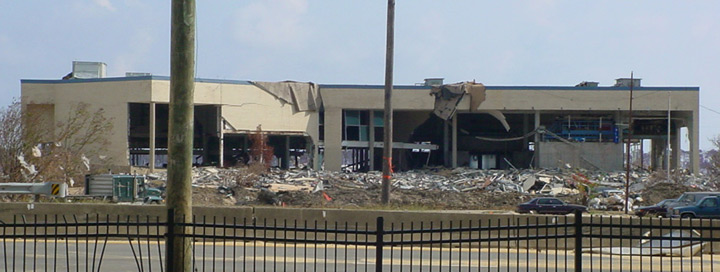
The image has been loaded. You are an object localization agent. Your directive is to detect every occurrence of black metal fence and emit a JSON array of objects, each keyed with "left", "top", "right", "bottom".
[{"left": 2, "top": 210, "right": 720, "bottom": 271}]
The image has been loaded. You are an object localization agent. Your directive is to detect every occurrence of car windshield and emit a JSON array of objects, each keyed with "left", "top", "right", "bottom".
[{"left": 677, "top": 194, "right": 695, "bottom": 203}]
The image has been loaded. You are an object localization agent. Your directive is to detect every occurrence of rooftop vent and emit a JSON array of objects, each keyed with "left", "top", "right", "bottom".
[
  {"left": 575, "top": 81, "right": 599, "bottom": 87},
  {"left": 424, "top": 78, "right": 444, "bottom": 86},
  {"left": 614, "top": 78, "right": 641, "bottom": 87},
  {"left": 72, "top": 61, "right": 106, "bottom": 79},
  {"left": 125, "top": 72, "right": 152, "bottom": 77}
]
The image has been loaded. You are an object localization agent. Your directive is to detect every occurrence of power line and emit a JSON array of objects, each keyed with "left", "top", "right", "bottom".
[{"left": 700, "top": 105, "right": 720, "bottom": 116}]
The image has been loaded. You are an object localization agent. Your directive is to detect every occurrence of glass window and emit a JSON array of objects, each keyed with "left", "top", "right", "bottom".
[
  {"left": 345, "top": 110, "right": 360, "bottom": 126},
  {"left": 373, "top": 111, "right": 384, "bottom": 127},
  {"left": 538, "top": 199, "right": 549, "bottom": 205},
  {"left": 359, "top": 125, "right": 368, "bottom": 141}
]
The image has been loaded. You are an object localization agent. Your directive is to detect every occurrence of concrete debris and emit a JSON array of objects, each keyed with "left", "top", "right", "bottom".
[{"left": 149, "top": 165, "right": 718, "bottom": 211}]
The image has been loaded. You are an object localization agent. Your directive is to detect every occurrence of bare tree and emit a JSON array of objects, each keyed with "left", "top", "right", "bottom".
[
  {"left": 0, "top": 101, "right": 113, "bottom": 185},
  {"left": 710, "top": 135, "right": 720, "bottom": 178},
  {"left": 248, "top": 125, "right": 274, "bottom": 172},
  {"left": 0, "top": 101, "right": 36, "bottom": 182}
]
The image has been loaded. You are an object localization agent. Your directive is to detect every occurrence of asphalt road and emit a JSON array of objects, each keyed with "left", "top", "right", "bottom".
[{"left": 2, "top": 240, "right": 719, "bottom": 271}]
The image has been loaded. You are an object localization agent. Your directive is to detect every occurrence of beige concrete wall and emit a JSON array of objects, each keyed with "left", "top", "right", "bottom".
[
  {"left": 323, "top": 108, "right": 343, "bottom": 171},
  {"left": 22, "top": 80, "right": 153, "bottom": 166},
  {"left": 25, "top": 104, "right": 55, "bottom": 142},
  {"left": 539, "top": 142, "right": 624, "bottom": 171},
  {"left": 479, "top": 89, "right": 698, "bottom": 111},
  {"left": 320, "top": 87, "right": 436, "bottom": 110},
  {"left": 151, "top": 80, "right": 319, "bottom": 144},
  {"left": 22, "top": 79, "right": 320, "bottom": 168},
  {"left": 320, "top": 87, "right": 698, "bottom": 112}
]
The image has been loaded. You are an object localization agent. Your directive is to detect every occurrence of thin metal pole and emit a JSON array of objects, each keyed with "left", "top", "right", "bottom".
[
  {"left": 381, "top": 0, "right": 395, "bottom": 204},
  {"left": 376, "top": 217, "right": 384, "bottom": 272},
  {"left": 167, "top": 0, "right": 195, "bottom": 270},
  {"left": 667, "top": 95, "right": 671, "bottom": 181},
  {"left": 624, "top": 72, "right": 634, "bottom": 214},
  {"left": 574, "top": 210, "right": 582, "bottom": 272}
]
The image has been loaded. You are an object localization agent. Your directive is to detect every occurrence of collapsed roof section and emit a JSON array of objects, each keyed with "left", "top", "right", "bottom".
[
  {"left": 430, "top": 82, "right": 510, "bottom": 131},
  {"left": 251, "top": 81, "right": 322, "bottom": 112}
]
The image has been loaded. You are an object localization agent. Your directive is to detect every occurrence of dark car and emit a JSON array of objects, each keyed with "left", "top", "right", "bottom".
[
  {"left": 635, "top": 199, "right": 674, "bottom": 217},
  {"left": 516, "top": 197, "right": 588, "bottom": 215}
]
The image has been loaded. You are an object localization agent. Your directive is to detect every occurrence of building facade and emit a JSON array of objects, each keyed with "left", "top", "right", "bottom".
[{"left": 21, "top": 65, "right": 700, "bottom": 174}]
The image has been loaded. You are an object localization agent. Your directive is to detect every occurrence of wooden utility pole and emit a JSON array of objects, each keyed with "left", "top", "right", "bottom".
[
  {"left": 167, "top": 0, "right": 195, "bottom": 270},
  {"left": 381, "top": 0, "right": 395, "bottom": 204},
  {"left": 624, "top": 72, "right": 634, "bottom": 214}
]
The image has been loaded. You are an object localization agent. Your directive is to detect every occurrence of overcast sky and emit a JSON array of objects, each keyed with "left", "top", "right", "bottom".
[{"left": 1, "top": 1, "right": 719, "bottom": 150}]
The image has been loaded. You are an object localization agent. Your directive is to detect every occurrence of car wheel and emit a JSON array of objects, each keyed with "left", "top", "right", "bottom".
[{"left": 681, "top": 213, "right": 695, "bottom": 219}]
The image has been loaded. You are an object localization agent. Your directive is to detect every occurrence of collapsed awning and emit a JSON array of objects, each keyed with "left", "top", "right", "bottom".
[
  {"left": 251, "top": 81, "right": 322, "bottom": 112},
  {"left": 430, "top": 82, "right": 510, "bottom": 131}
]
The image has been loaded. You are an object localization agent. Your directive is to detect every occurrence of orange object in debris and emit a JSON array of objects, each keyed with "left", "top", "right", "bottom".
[{"left": 322, "top": 191, "right": 332, "bottom": 201}]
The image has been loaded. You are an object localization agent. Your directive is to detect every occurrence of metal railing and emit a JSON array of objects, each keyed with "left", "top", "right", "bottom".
[{"left": 2, "top": 210, "right": 719, "bottom": 271}]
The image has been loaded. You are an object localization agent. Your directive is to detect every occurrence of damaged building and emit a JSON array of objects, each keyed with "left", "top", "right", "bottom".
[{"left": 21, "top": 62, "right": 700, "bottom": 174}]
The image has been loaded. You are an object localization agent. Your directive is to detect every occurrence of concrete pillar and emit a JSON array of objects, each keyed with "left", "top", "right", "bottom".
[
  {"left": 306, "top": 138, "right": 317, "bottom": 170},
  {"left": 282, "top": 135, "right": 290, "bottom": 169},
  {"left": 443, "top": 120, "right": 449, "bottom": 167},
  {"left": 651, "top": 139, "right": 667, "bottom": 171},
  {"left": 217, "top": 106, "right": 224, "bottom": 168},
  {"left": 522, "top": 114, "right": 530, "bottom": 151},
  {"left": 149, "top": 102, "right": 156, "bottom": 171},
  {"left": 452, "top": 113, "right": 458, "bottom": 168},
  {"left": 368, "top": 110, "right": 375, "bottom": 171},
  {"left": 690, "top": 111, "right": 700, "bottom": 173},
  {"left": 534, "top": 111, "right": 541, "bottom": 168},
  {"left": 672, "top": 123, "right": 681, "bottom": 170},
  {"left": 324, "top": 108, "right": 343, "bottom": 171}
]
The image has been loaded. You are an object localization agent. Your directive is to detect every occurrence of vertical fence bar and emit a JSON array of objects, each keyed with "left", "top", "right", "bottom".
[
  {"left": 574, "top": 210, "right": 582, "bottom": 272},
  {"left": 376, "top": 217, "right": 384, "bottom": 272},
  {"left": 232, "top": 217, "right": 236, "bottom": 272},
  {"left": 166, "top": 209, "right": 175, "bottom": 272},
  {"left": 390, "top": 222, "right": 394, "bottom": 270}
]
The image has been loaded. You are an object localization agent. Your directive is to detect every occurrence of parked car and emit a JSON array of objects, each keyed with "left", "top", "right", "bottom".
[
  {"left": 516, "top": 197, "right": 588, "bottom": 215},
  {"left": 635, "top": 199, "right": 674, "bottom": 217},
  {"left": 665, "top": 192, "right": 720, "bottom": 214},
  {"left": 669, "top": 196, "right": 720, "bottom": 218}
]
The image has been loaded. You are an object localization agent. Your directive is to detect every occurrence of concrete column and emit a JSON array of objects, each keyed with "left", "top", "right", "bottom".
[
  {"left": 443, "top": 120, "right": 449, "bottom": 167},
  {"left": 368, "top": 110, "right": 375, "bottom": 171},
  {"left": 217, "top": 106, "right": 224, "bottom": 168},
  {"left": 324, "top": 108, "right": 343, "bottom": 171},
  {"left": 651, "top": 139, "right": 666, "bottom": 171},
  {"left": 282, "top": 135, "right": 290, "bottom": 169},
  {"left": 149, "top": 102, "right": 156, "bottom": 171},
  {"left": 534, "top": 111, "right": 541, "bottom": 168},
  {"left": 452, "top": 113, "right": 458, "bottom": 168},
  {"left": 672, "top": 123, "right": 681, "bottom": 170},
  {"left": 522, "top": 114, "right": 530, "bottom": 151},
  {"left": 306, "top": 138, "right": 317, "bottom": 170},
  {"left": 690, "top": 111, "right": 700, "bottom": 173}
]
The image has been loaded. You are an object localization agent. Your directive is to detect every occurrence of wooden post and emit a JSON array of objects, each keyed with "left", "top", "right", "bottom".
[
  {"left": 381, "top": 0, "right": 395, "bottom": 204},
  {"left": 167, "top": 0, "right": 195, "bottom": 270}
]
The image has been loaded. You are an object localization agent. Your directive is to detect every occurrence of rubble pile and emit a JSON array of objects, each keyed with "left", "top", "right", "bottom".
[{"left": 148, "top": 166, "right": 718, "bottom": 211}]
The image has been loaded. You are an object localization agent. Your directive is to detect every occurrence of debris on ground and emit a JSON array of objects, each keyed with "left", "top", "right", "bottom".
[{"left": 147, "top": 165, "right": 717, "bottom": 210}]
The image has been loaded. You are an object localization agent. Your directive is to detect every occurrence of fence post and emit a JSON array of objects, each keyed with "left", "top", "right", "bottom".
[
  {"left": 574, "top": 210, "right": 582, "bottom": 272},
  {"left": 166, "top": 208, "right": 175, "bottom": 272},
  {"left": 376, "top": 217, "right": 385, "bottom": 272}
]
